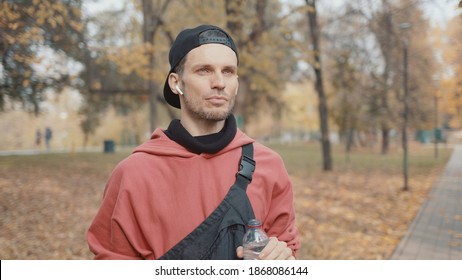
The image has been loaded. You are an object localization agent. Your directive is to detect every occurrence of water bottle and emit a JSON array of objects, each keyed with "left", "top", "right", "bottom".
[{"left": 243, "top": 219, "right": 269, "bottom": 260}]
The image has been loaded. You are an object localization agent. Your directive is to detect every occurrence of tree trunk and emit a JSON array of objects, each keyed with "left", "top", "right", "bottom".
[
  {"left": 142, "top": 0, "right": 171, "bottom": 132},
  {"left": 346, "top": 128, "right": 354, "bottom": 153},
  {"left": 83, "top": 132, "right": 89, "bottom": 149},
  {"left": 306, "top": 0, "right": 332, "bottom": 171},
  {"left": 380, "top": 10, "right": 392, "bottom": 155},
  {"left": 235, "top": 77, "right": 250, "bottom": 130},
  {"left": 225, "top": 0, "right": 268, "bottom": 131},
  {"left": 381, "top": 126, "right": 389, "bottom": 154},
  {"left": 225, "top": 0, "right": 245, "bottom": 127},
  {"left": 377, "top": 0, "right": 393, "bottom": 154}
]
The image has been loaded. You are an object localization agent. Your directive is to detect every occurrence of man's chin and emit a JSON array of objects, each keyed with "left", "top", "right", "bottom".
[{"left": 202, "top": 109, "right": 232, "bottom": 122}]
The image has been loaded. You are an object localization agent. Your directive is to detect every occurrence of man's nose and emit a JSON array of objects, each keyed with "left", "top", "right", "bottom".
[{"left": 211, "top": 72, "right": 225, "bottom": 89}]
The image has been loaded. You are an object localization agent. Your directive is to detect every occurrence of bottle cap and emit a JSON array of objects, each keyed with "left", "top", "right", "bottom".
[{"left": 247, "top": 219, "right": 262, "bottom": 227}]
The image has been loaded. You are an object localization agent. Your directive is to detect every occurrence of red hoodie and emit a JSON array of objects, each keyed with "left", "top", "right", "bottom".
[{"left": 87, "top": 128, "right": 300, "bottom": 259}]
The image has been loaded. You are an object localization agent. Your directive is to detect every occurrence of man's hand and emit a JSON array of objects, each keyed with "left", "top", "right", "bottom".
[{"left": 236, "top": 237, "right": 295, "bottom": 260}]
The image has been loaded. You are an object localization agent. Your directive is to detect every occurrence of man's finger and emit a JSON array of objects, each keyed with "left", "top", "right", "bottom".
[{"left": 236, "top": 246, "right": 244, "bottom": 259}]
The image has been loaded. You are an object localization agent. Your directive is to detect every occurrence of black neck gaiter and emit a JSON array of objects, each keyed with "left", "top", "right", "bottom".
[{"left": 164, "top": 115, "right": 237, "bottom": 154}]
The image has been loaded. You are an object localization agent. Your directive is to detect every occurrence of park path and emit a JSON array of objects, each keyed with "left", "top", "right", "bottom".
[{"left": 391, "top": 145, "right": 462, "bottom": 259}]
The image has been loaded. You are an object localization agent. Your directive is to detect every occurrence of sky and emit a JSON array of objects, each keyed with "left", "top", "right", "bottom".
[{"left": 422, "top": 0, "right": 461, "bottom": 27}]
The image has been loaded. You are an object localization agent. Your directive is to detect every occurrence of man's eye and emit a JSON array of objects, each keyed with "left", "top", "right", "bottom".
[
  {"left": 198, "top": 68, "right": 210, "bottom": 73},
  {"left": 223, "top": 67, "right": 237, "bottom": 75}
]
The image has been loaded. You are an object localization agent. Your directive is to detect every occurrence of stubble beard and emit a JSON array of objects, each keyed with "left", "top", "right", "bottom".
[{"left": 183, "top": 94, "right": 235, "bottom": 122}]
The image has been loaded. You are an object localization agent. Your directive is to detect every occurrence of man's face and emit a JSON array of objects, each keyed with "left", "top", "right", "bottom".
[{"left": 179, "top": 43, "right": 239, "bottom": 122}]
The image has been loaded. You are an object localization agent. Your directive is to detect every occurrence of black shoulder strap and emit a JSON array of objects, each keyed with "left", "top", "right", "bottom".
[
  {"left": 235, "top": 143, "right": 255, "bottom": 189},
  {"left": 158, "top": 143, "right": 256, "bottom": 260}
]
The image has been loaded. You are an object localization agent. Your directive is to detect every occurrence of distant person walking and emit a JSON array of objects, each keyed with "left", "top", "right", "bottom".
[
  {"left": 35, "top": 129, "right": 42, "bottom": 147},
  {"left": 45, "top": 127, "right": 52, "bottom": 150}
]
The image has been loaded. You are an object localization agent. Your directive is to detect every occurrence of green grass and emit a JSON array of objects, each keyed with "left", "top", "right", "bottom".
[
  {"left": 0, "top": 143, "right": 451, "bottom": 179},
  {"left": 268, "top": 142, "right": 453, "bottom": 176},
  {"left": 0, "top": 142, "right": 451, "bottom": 188}
]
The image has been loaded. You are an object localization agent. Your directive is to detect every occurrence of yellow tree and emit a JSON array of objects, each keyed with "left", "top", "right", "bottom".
[
  {"left": 0, "top": 0, "right": 83, "bottom": 114},
  {"left": 441, "top": 15, "right": 462, "bottom": 128},
  {"left": 76, "top": 0, "right": 173, "bottom": 143}
]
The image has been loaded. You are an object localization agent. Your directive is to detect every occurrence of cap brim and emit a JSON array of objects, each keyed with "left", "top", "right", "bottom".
[{"left": 163, "top": 72, "right": 181, "bottom": 109}]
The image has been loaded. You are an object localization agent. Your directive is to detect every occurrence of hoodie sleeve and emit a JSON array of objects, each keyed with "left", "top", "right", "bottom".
[
  {"left": 260, "top": 153, "right": 300, "bottom": 257},
  {"left": 86, "top": 164, "right": 145, "bottom": 260}
]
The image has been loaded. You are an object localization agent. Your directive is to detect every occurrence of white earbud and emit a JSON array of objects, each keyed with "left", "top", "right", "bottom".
[{"left": 175, "top": 85, "right": 184, "bottom": 96}]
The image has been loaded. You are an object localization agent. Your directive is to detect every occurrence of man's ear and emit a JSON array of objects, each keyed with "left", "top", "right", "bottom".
[{"left": 168, "top": 73, "right": 180, "bottom": 95}]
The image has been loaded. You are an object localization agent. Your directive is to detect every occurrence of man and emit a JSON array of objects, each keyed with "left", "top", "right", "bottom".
[
  {"left": 45, "top": 126, "right": 52, "bottom": 150},
  {"left": 87, "top": 25, "right": 299, "bottom": 260}
]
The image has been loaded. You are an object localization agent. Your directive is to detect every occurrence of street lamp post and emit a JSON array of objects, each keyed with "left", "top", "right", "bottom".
[
  {"left": 400, "top": 22, "right": 411, "bottom": 192},
  {"left": 432, "top": 75, "right": 441, "bottom": 159}
]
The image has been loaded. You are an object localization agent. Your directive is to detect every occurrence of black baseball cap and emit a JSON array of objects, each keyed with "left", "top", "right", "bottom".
[{"left": 163, "top": 25, "right": 239, "bottom": 108}]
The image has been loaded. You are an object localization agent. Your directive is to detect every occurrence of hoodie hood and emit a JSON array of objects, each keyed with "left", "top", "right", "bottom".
[{"left": 133, "top": 128, "right": 254, "bottom": 159}]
